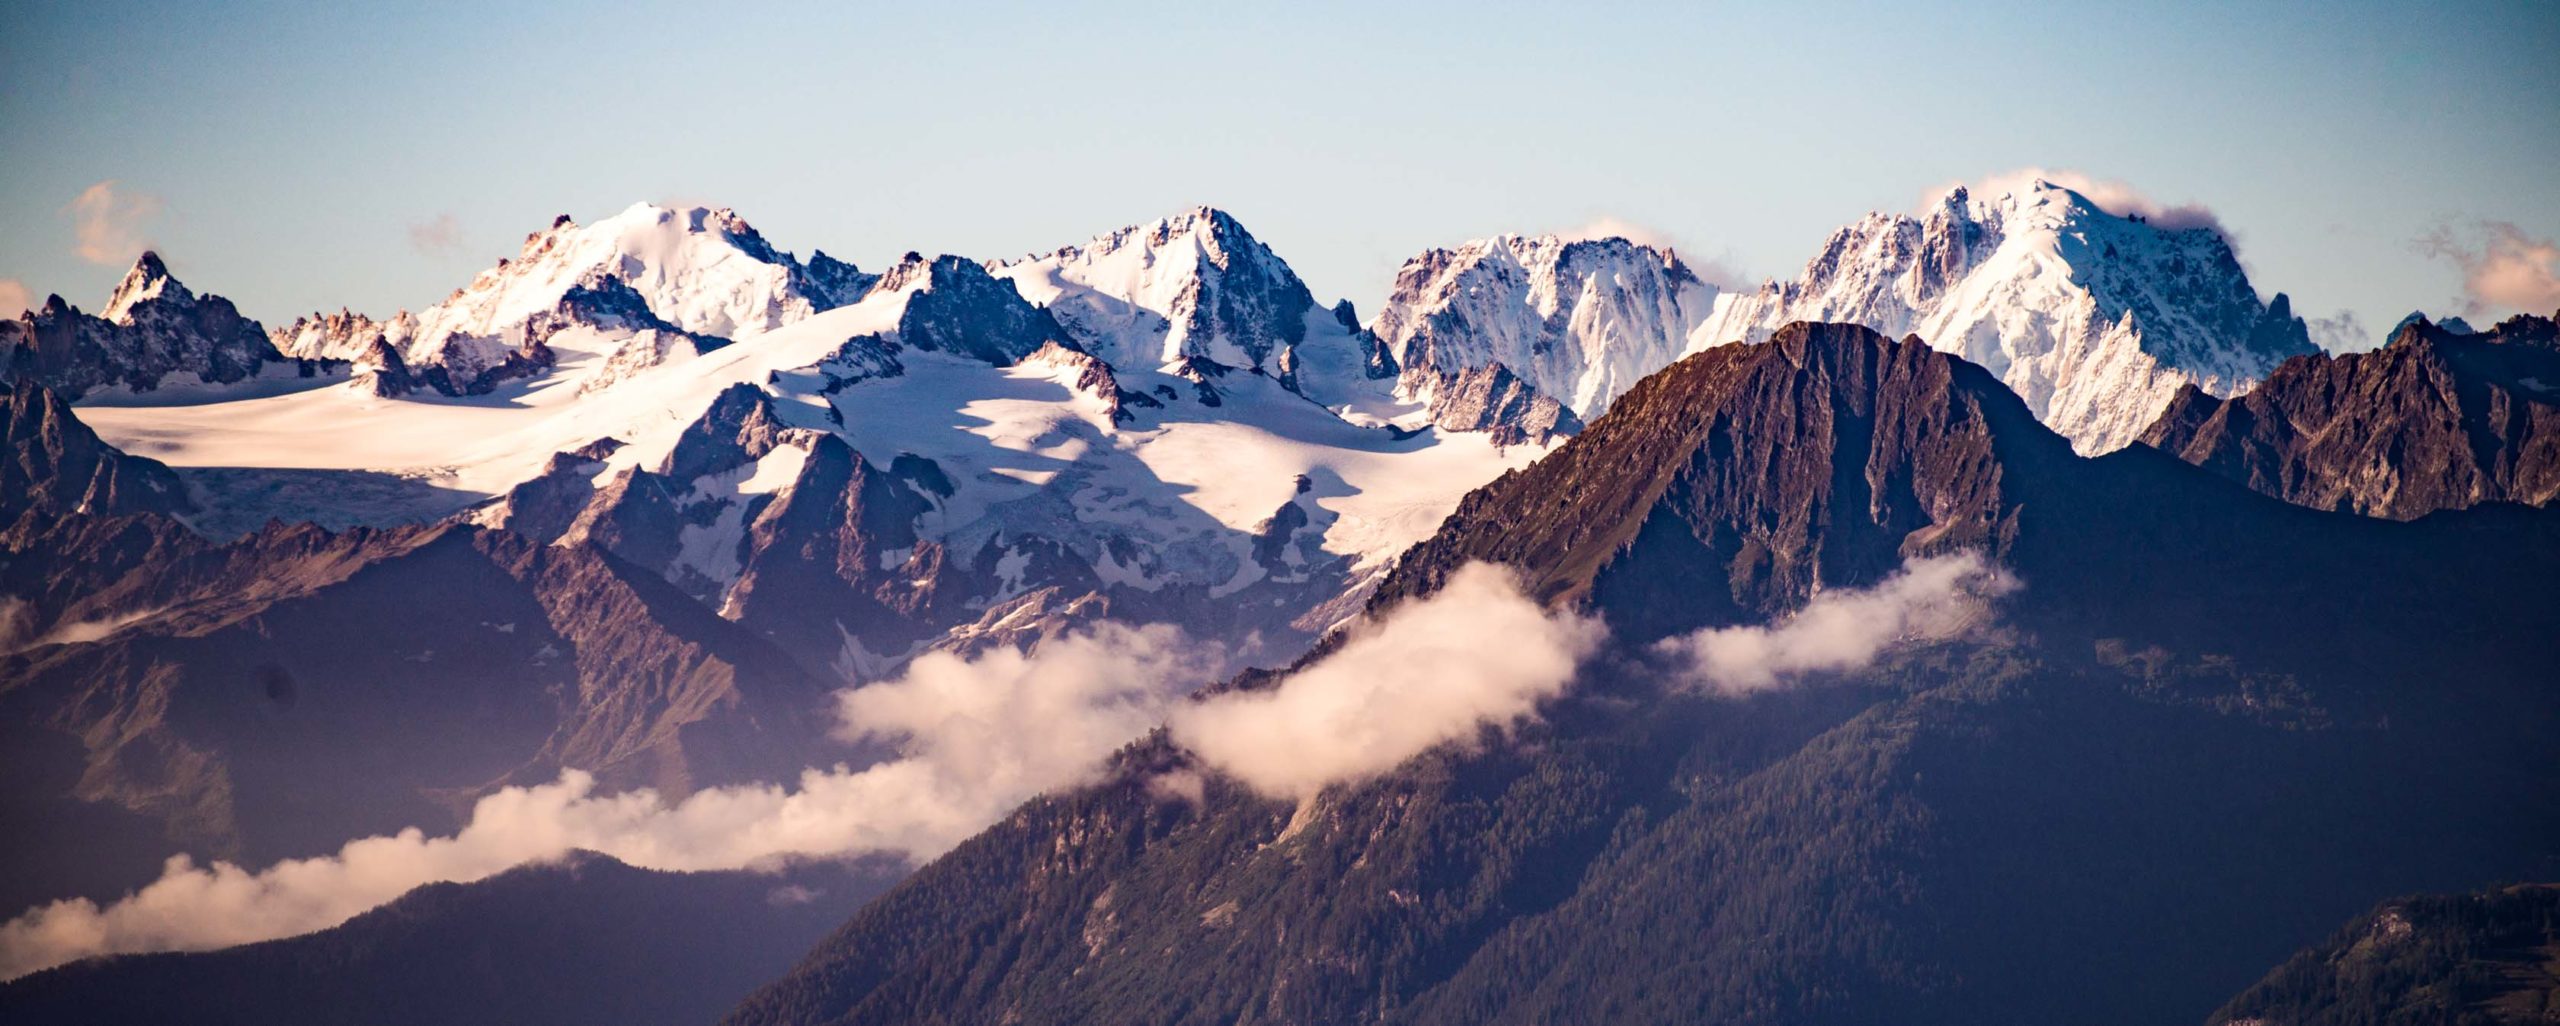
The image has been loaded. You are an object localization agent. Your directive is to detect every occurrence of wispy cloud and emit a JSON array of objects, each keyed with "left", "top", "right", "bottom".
[
  {"left": 2306, "top": 308, "right": 2372, "bottom": 353},
  {"left": 1926, "top": 167, "right": 2226, "bottom": 235},
  {"left": 63, "top": 181, "right": 162, "bottom": 266},
  {"left": 0, "top": 555, "right": 2014, "bottom": 977},
  {"left": 1555, "top": 217, "right": 1746, "bottom": 288},
  {"left": 407, "top": 213, "right": 465, "bottom": 257},
  {"left": 0, "top": 624, "right": 1223, "bottom": 979},
  {"left": 1655, "top": 552, "right": 2017, "bottom": 695},
  {"left": 0, "top": 279, "right": 31, "bottom": 319},
  {"left": 2420, "top": 221, "right": 2560, "bottom": 317},
  {"left": 1170, "top": 563, "right": 1605, "bottom": 802}
]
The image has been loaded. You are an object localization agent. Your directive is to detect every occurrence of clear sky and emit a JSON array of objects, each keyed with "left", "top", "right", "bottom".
[{"left": 3, "top": 0, "right": 2554, "bottom": 349}]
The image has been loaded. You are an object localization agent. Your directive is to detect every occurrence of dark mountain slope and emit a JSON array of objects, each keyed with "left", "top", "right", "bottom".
[
  {"left": 0, "top": 391, "right": 841, "bottom": 913},
  {"left": 2209, "top": 883, "right": 2560, "bottom": 1025},
  {"left": 0, "top": 851, "right": 899, "bottom": 1026},
  {"left": 729, "top": 324, "right": 2560, "bottom": 1026},
  {"left": 2143, "top": 312, "right": 2560, "bottom": 519}
]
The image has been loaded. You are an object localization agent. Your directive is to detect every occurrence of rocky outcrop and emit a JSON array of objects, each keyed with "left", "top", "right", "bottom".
[
  {"left": 2141, "top": 312, "right": 2560, "bottom": 519},
  {"left": 992, "top": 207, "right": 1314, "bottom": 372},
  {"left": 725, "top": 322, "right": 2560, "bottom": 1026},
  {"left": 1418, "top": 362, "right": 1581, "bottom": 445},
  {"left": 1374, "top": 234, "right": 1716, "bottom": 430},
  {"left": 874, "top": 253, "right": 1070, "bottom": 366},
  {"left": 1, "top": 377, "right": 193, "bottom": 526},
  {"left": 0, "top": 254, "right": 287, "bottom": 398},
  {"left": 0, "top": 519, "right": 835, "bottom": 902},
  {"left": 1700, "top": 180, "right": 2318, "bottom": 453},
  {"left": 1376, "top": 320, "right": 2048, "bottom": 634}
]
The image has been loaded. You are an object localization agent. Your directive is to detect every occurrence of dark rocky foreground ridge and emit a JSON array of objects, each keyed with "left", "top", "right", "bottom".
[
  {"left": 725, "top": 324, "right": 2560, "bottom": 1026},
  {"left": 2144, "top": 311, "right": 2560, "bottom": 519}
]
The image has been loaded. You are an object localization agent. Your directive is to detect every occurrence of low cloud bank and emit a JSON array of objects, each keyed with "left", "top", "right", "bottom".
[
  {"left": 0, "top": 624, "right": 1217, "bottom": 979},
  {"left": 1171, "top": 563, "right": 1605, "bottom": 801},
  {"left": 1657, "top": 552, "right": 2018, "bottom": 695},
  {"left": 1, "top": 556, "right": 2012, "bottom": 978}
]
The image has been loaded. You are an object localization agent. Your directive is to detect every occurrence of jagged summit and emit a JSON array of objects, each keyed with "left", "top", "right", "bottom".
[
  {"left": 2390, "top": 310, "right": 2479, "bottom": 339},
  {"left": 1700, "top": 178, "right": 2315, "bottom": 453},
  {"left": 1371, "top": 231, "right": 1718, "bottom": 436},
  {"left": 872, "top": 252, "right": 1068, "bottom": 366},
  {"left": 2143, "top": 310, "right": 2560, "bottom": 519},
  {"left": 1376, "top": 320, "right": 2054, "bottom": 630},
  {"left": 991, "top": 205, "right": 1317, "bottom": 373},
  {"left": 264, "top": 202, "right": 874, "bottom": 399},
  {"left": 101, "top": 251, "right": 186, "bottom": 323},
  {"left": 0, "top": 253, "right": 286, "bottom": 397}
]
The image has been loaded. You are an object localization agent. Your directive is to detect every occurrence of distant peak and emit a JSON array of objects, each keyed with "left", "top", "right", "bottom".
[{"left": 103, "top": 249, "right": 190, "bottom": 322}]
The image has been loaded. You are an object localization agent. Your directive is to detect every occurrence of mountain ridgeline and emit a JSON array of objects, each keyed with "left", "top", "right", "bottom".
[
  {"left": 727, "top": 324, "right": 2560, "bottom": 1026},
  {"left": 0, "top": 852, "right": 900, "bottom": 1026},
  {"left": 2145, "top": 312, "right": 2560, "bottom": 519},
  {"left": 0, "top": 183, "right": 2553, "bottom": 1023}
]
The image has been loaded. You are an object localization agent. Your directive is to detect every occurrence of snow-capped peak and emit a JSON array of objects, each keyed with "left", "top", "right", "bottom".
[
  {"left": 1696, "top": 178, "right": 2314, "bottom": 453},
  {"left": 1371, "top": 232, "right": 1718, "bottom": 426},
  {"left": 409, "top": 202, "right": 831, "bottom": 345},
  {"left": 990, "top": 206, "right": 1315, "bottom": 372},
  {"left": 365, "top": 202, "right": 871, "bottom": 396},
  {"left": 101, "top": 252, "right": 192, "bottom": 325}
]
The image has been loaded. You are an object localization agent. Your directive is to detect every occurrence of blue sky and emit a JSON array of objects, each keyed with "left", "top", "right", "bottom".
[{"left": 3, "top": 0, "right": 2554, "bottom": 347}]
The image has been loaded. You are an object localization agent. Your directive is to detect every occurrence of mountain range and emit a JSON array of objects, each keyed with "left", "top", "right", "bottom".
[{"left": 2, "top": 181, "right": 2553, "bottom": 1022}]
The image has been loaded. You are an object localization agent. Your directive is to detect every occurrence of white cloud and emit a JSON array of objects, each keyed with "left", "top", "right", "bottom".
[
  {"left": 63, "top": 181, "right": 162, "bottom": 266},
  {"left": 1924, "top": 167, "right": 2226, "bottom": 234},
  {"left": 2306, "top": 309, "right": 2373, "bottom": 353},
  {"left": 407, "top": 213, "right": 466, "bottom": 258},
  {"left": 0, "top": 279, "right": 31, "bottom": 319},
  {"left": 2422, "top": 221, "right": 2560, "bottom": 316},
  {"left": 1170, "top": 563, "right": 1605, "bottom": 802},
  {"left": 0, "top": 555, "right": 2010, "bottom": 978},
  {"left": 0, "top": 624, "right": 1220, "bottom": 980},
  {"left": 1657, "top": 552, "right": 2018, "bottom": 695}
]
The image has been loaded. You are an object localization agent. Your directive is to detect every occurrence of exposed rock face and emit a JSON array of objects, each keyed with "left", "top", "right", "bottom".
[
  {"left": 873, "top": 253, "right": 1069, "bottom": 366},
  {"left": 1020, "top": 341, "right": 1141, "bottom": 423},
  {"left": 2142, "top": 313, "right": 2560, "bottom": 519},
  {"left": 799, "top": 250, "right": 877, "bottom": 311},
  {"left": 1378, "top": 320, "right": 2046, "bottom": 633},
  {"left": 479, "top": 384, "right": 956, "bottom": 670},
  {"left": 526, "top": 270, "right": 725, "bottom": 355},
  {"left": 1700, "top": 180, "right": 2317, "bottom": 454},
  {"left": 1, "top": 378, "right": 193, "bottom": 526},
  {"left": 1373, "top": 234, "right": 1716, "bottom": 432},
  {"left": 386, "top": 203, "right": 860, "bottom": 393},
  {"left": 1420, "top": 363, "right": 1581, "bottom": 445},
  {"left": 0, "top": 519, "right": 835, "bottom": 898},
  {"left": 727, "top": 320, "right": 2560, "bottom": 1026},
  {"left": 0, "top": 254, "right": 286, "bottom": 398},
  {"left": 271, "top": 307, "right": 400, "bottom": 363},
  {"left": 0, "top": 393, "right": 835, "bottom": 910},
  {"left": 991, "top": 206, "right": 1314, "bottom": 371}
]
